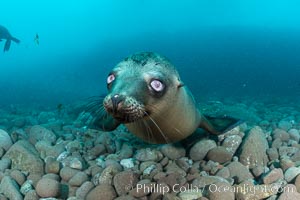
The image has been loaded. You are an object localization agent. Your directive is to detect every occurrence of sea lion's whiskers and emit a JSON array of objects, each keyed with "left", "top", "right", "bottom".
[
  {"left": 141, "top": 119, "right": 154, "bottom": 143},
  {"left": 144, "top": 111, "right": 170, "bottom": 143}
]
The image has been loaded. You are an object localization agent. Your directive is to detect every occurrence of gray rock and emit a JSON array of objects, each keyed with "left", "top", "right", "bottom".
[
  {"left": 0, "top": 176, "right": 23, "bottom": 200},
  {"left": 278, "top": 146, "right": 298, "bottom": 157},
  {"left": 239, "top": 126, "right": 269, "bottom": 169},
  {"left": 20, "top": 180, "right": 34, "bottom": 195},
  {"left": 60, "top": 167, "right": 79, "bottom": 182},
  {"left": 86, "top": 184, "right": 117, "bottom": 200},
  {"left": 267, "top": 148, "right": 279, "bottom": 161},
  {"left": 278, "top": 184, "right": 300, "bottom": 200},
  {"left": 192, "top": 175, "right": 229, "bottom": 188},
  {"left": 24, "top": 190, "right": 39, "bottom": 200},
  {"left": 284, "top": 167, "right": 300, "bottom": 183},
  {"left": 263, "top": 168, "right": 284, "bottom": 184},
  {"left": 134, "top": 148, "right": 162, "bottom": 162},
  {"left": 0, "top": 158, "right": 11, "bottom": 172},
  {"left": 207, "top": 182, "right": 234, "bottom": 200},
  {"left": 273, "top": 129, "right": 290, "bottom": 142},
  {"left": 3, "top": 140, "right": 44, "bottom": 175},
  {"left": 278, "top": 119, "right": 293, "bottom": 131},
  {"left": 189, "top": 139, "right": 217, "bottom": 161},
  {"left": 160, "top": 144, "right": 186, "bottom": 160},
  {"left": 113, "top": 171, "right": 139, "bottom": 196},
  {"left": 295, "top": 175, "right": 300, "bottom": 193},
  {"left": 69, "top": 171, "right": 88, "bottom": 187},
  {"left": 0, "top": 129, "right": 13, "bottom": 151},
  {"left": 288, "top": 129, "right": 300, "bottom": 142},
  {"left": 76, "top": 181, "right": 94, "bottom": 199},
  {"left": 36, "top": 178, "right": 61, "bottom": 198},
  {"left": 227, "top": 161, "right": 254, "bottom": 183},
  {"left": 222, "top": 135, "right": 242, "bottom": 155},
  {"left": 207, "top": 146, "right": 232, "bottom": 164},
  {"left": 29, "top": 125, "right": 57, "bottom": 145}
]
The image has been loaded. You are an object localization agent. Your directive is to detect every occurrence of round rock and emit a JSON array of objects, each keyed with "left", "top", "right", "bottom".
[
  {"left": 189, "top": 139, "right": 217, "bottom": 161},
  {"left": 35, "top": 178, "right": 61, "bottom": 198}
]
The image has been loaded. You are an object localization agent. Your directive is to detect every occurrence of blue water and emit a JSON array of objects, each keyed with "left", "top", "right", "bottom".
[{"left": 1, "top": 0, "right": 300, "bottom": 107}]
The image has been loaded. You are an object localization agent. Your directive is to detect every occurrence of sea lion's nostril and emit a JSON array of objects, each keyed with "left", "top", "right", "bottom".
[{"left": 111, "top": 94, "right": 123, "bottom": 112}]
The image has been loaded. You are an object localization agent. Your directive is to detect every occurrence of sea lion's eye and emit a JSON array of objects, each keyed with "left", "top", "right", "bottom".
[
  {"left": 150, "top": 80, "right": 164, "bottom": 92},
  {"left": 107, "top": 74, "right": 115, "bottom": 84}
]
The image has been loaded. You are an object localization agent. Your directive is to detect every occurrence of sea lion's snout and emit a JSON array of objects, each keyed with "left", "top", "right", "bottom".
[
  {"left": 103, "top": 94, "right": 145, "bottom": 123},
  {"left": 110, "top": 94, "right": 124, "bottom": 113}
]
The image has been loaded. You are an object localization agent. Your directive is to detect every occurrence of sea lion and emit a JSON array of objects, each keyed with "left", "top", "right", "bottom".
[
  {"left": 90, "top": 52, "right": 240, "bottom": 144},
  {"left": 0, "top": 25, "right": 20, "bottom": 52}
]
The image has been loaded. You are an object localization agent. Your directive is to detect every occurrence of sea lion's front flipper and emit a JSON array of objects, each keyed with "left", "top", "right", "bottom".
[
  {"left": 92, "top": 113, "right": 121, "bottom": 131},
  {"left": 199, "top": 115, "right": 242, "bottom": 135},
  {"left": 4, "top": 39, "right": 11, "bottom": 52}
]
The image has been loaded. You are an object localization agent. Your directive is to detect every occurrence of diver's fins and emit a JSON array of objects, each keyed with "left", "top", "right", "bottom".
[
  {"left": 199, "top": 115, "right": 242, "bottom": 135},
  {"left": 92, "top": 112, "right": 121, "bottom": 131},
  {"left": 4, "top": 39, "right": 11, "bottom": 52}
]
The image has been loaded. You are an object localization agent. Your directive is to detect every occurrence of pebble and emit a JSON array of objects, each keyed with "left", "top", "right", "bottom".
[
  {"left": 0, "top": 158, "right": 11, "bottom": 172},
  {"left": 60, "top": 167, "right": 80, "bottom": 182},
  {"left": 24, "top": 190, "right": 39, "bottom": 200},
  {"left": 207, "top": 146, "right": 232, "bottom": 164},
  {"left": 0, "top": 176, "right": 23, "bottom": 200},
  {"left": 69, "top": 157, "right": 83, "bottom": 170},
  {"left": 278, "top": 184, "right": 300, "bottom": 200},
  {"left": 134, "top": 148, "right": 162, "bottom": 162},
  {"left": 284, "top": 167, "right": 300, "bottom": 182},
  {"left": 227, "top": 161, "right": 254, "bottom": 183},
  {"left": 288, "top": 129, "right": 300, "bottom": 142},
  {"left": 280, "top": 158, "right": 295, "bottom": 171},
  {"left": 75, "top": 181, "right": 94, "bottom": 199},
  {"left": 113, "top": 171, "right": 139, "bottom": 196},
  {"left": 86, "top": 184, "right": 117, "bottom": 200},
  {"left": 178, "top": 189, "right": 202, "bottom": 200},
  {"left": 273, "top": 129, "right": 290, "bottom": 142},
  {"left": 20, "top": 180, "right": 34, "bottom": 195},
  {"left": 278, "top": 146, "right": 298, "bottom": 157},
  {"left": 160, "top": 144, "right": 186, "bottom": 160},
  {"left": 10, "top": 169, "right": 26, "bottom": 185},
  {"left": 267, "top": 148, "right": 279, "bottom": 161},
  {"left": 207, "top": 182, "right": 234, "bottom": 200},
  {"left": 222, "top": 135, "right": 242, "bottom": 155},
  {"left": 69, "top": 171, "right": 89, "bottom": 186},
  {"left": 120, "top": 158, "right": 135, "bottom": 169},
  {"left": 0, "top": 129, "right": 13, "bottom": 151},
  {"left": 189, "top": 139, "right": 217, "bottom": 161},
  {"left": 99, "top": 165, "right": 120, "bottom": 185},
  {"left": 29, "top": 125, "right": 57, "bottom": 145},
  {"left": 3, "top": 140, "right": 44, "bottom": 175},
  {"left": 239, "top": 126, "right": 269, "bottom": 169},
  {"left": 263, "top": 168, "right": 284, "bottom": 184},
  {"left": 45, "top": 159, "right": 62, "bottom": 174},
  {"left": 192, "top": 176, "right": 229, "bottom": 189},
  {"left": 295, "top": 175, "right": 300, "bottom": 193},
  {"left": 278, "top": 119, "right": 293, "bottom": 131},
  {"left": 36, "top": 178, "right": 61, "bottom": 198}
]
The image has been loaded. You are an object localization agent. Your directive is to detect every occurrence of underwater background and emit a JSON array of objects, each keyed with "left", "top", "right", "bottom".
[
  {"left": 1, "top": 0, "right": 300, "bottom": 107},
  {"left": 2, "top": 1, "right": 300, "bottom": 200}
]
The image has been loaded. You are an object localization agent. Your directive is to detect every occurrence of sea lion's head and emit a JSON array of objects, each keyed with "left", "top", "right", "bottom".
[{"left": 103, "top": 52, "right": 183, "bottom": 123}]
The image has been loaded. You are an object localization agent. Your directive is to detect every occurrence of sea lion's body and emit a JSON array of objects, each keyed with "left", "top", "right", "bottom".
[
  {"left": 93, "top": 52, "right": 239, "bottom": 144},
  {"left": 0, "top": 25, "right": 20, "bottom": 52}
]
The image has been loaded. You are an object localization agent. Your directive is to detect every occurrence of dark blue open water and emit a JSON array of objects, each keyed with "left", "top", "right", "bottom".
[{"left": 1, "top": 0, "right": 300, "bottom": 107}]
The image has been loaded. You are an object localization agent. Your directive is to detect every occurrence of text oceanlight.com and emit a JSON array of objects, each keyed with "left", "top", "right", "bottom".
[{"left": 135, "top": 183, "right": 295, "bottom": 195}]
